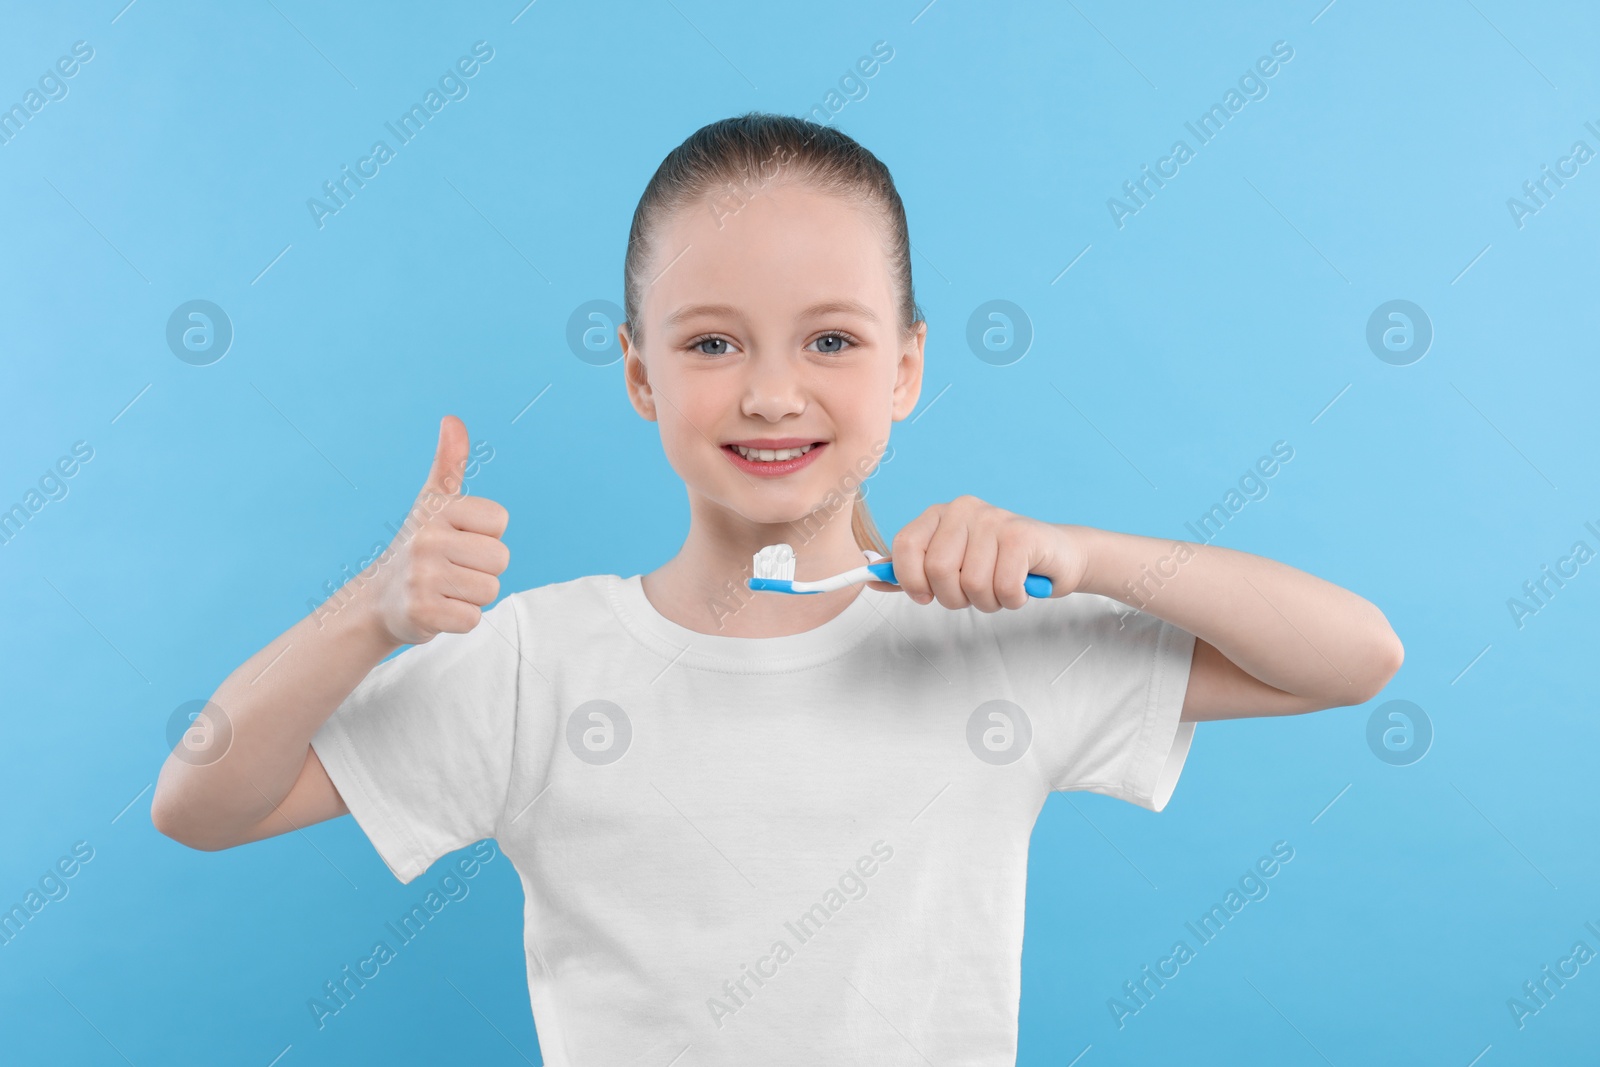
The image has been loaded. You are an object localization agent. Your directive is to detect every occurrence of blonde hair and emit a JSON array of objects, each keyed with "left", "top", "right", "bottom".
[{"left": 623, "top": 112, "right": 923, "bottom": 558}]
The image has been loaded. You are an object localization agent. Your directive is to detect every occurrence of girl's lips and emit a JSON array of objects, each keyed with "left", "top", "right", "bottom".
[{"left": 722, "top": 442, "right": 826, "bottom": 477}]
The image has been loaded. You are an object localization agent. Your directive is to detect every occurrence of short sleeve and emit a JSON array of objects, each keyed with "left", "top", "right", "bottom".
[
  {"left": 993, "top": 591, "right": 1197, "bottom": 812},
  {"left": 310, "top": 596, "right": 521, "bottom": 884}
]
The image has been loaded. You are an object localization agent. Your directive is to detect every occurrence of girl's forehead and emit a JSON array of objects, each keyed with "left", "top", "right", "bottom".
[
  {"left": 644, "top": 187, "right": 895, "bottom": 316},
  {"left": 664, "top": 180, "right": 883, "bottom": 244}
]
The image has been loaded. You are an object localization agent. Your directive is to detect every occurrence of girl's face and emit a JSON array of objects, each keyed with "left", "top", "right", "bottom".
[{"left": 621, "top": 181, "right": 925, "bottom": 534}]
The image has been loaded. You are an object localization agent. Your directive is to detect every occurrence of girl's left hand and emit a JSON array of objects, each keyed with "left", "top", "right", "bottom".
[{"left": 866, "top": 495, "right": 1092, "bottom": 610}]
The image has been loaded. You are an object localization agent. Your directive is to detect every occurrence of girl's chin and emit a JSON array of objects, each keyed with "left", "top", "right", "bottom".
[{"left": 706, "top": 487, "right": 849, "bottom": 529}]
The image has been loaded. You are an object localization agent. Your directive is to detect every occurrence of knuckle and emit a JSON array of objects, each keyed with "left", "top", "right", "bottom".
[
  {"left": 404, "top": 567, "right": 428, "bottom": 599},
  {"left": 419, "top": 496, "right": 451, "bottom": 526},
  {"left": 440, "top": 499, "right": 469, "bottom": 528},
  {"left": 414, "top": 523, "right": 444, "bottom": 553}
]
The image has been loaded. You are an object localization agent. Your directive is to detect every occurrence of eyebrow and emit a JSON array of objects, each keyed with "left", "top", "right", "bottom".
[{"left": 660, "top": 299, "right": 880, "bottom": 331}]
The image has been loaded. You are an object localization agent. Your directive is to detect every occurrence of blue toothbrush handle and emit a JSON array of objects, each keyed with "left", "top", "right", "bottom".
[{"left": 867, "top": 560, "right": 1053, "bottom": 598}]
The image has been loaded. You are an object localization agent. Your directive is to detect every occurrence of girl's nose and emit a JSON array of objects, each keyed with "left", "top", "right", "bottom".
[{"left": 740, "top": 353, "right": 806, "bottom": 420}]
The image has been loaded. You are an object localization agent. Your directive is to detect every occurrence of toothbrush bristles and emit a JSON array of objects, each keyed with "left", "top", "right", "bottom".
[{"left": 752, "top": 543, "right": 796, "bottom": 581}]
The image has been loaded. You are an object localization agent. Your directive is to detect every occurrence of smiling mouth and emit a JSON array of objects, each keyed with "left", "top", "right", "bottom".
[
  {"left": 720, "top": 441, "right": 829, "bottom": 475},
  {"left": 726, "top": 442, "right": 822, "bottom": 462}
]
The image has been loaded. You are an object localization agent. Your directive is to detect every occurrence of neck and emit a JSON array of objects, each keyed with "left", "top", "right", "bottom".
[{"left": 641, "top": 493, "right": 876, "bottom": 638}]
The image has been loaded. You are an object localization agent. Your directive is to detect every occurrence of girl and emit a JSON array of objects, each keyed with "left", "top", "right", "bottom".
[{"left": 152, "top": 113, "right": 1402, "bottom": 1064}]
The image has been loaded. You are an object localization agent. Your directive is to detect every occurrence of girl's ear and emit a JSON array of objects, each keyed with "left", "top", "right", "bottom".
[
  {"left": 619, "top": 323, "right": 658, "bottom": 423},
  {"left": 891, "top": 320, "right": 927, "bottom": 422}
]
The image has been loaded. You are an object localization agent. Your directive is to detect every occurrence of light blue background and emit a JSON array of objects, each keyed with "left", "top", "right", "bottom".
[{"left": 3, "top": 0, "right": 1597, "bottom": 1063}]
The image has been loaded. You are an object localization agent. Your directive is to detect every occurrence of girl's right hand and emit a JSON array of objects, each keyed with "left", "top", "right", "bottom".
[{"left": 365, "top": 415, "right": 511, "bottom": 646}]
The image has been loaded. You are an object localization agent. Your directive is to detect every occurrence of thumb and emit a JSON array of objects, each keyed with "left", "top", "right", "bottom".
[{"left": 421, "top": 414, "right": 471, "bottom": 496}]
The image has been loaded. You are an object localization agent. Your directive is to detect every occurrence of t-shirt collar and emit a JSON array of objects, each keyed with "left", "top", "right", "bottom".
[{"left": 605, "top": 572, "right": 892, "bottom": 673}]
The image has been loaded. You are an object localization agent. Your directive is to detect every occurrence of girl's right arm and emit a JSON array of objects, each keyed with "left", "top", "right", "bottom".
[{"left": 150, "top": 416, "right": 511, "bottom": 851}]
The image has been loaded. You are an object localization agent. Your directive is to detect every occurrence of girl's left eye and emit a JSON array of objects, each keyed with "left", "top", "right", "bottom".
[{"left": 808, "top": 332, "right": 857, "bottom": 355}]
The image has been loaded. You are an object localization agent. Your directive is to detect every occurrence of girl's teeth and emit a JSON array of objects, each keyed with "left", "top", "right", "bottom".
[{"left": 733, "top": 443, "right": 815, "bottom": 461}]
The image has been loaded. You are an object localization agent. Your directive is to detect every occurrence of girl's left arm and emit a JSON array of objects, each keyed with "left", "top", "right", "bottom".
[
  {"left": 872, "top": 497, "right": 1404, "bottom": 723},
  {"left": 1062, "top": 523, "right": 1404, "bottom": 722}
]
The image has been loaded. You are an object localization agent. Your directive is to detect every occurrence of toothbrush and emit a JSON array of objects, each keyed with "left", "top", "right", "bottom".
[{"left": 747, "top": 543, "right": 1053, "bottom": 597}]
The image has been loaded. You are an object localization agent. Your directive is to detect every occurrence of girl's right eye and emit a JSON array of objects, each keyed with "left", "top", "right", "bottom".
[{"left": 688, "top": 335, "right": 732, "bottom": 357}]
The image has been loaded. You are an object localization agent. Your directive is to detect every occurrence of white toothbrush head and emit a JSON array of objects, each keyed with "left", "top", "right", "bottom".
[
  {"left": 752, "top": 543, "right": 796, "bottom": 582},
  {"left": 748, "top": 542, "right": 880, "bottom": 595}
]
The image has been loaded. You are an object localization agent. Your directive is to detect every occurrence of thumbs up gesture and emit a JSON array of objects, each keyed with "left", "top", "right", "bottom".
[{"left": 367, "top": 416, "right": 511, "bottom": 646}]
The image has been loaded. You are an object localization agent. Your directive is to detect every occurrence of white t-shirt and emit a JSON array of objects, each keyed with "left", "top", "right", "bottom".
[{"left": 311, "top": 572, "right": 1197, "bottom": 1065}]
